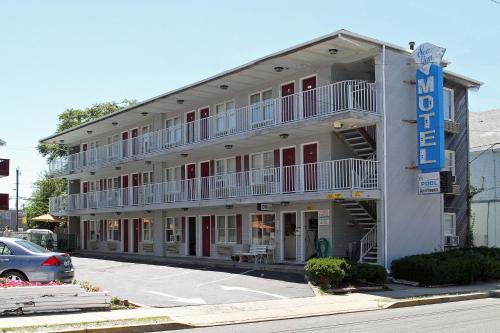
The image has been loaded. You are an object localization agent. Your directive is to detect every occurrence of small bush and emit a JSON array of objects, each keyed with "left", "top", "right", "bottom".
[
  {"left": 391, "top": 247, "right": 500, "bottom": 286},
  {"left": 305, "top": 258, "right": 349, "bottom": 288},
  {"left": 349, "top": 262, "right": 387, "bottom": 285},
  {"left": 305, "top": 258, "right": 387, "bottom": 287}
]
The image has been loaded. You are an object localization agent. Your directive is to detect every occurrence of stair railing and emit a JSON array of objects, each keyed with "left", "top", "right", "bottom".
[{"left": 359, "top": 225, "right": 377, "bottom": 263}]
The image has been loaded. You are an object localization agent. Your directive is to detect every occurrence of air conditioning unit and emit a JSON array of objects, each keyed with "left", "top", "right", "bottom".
[{"left": 444, "top": 235, "right": 459, "bottom": 247}]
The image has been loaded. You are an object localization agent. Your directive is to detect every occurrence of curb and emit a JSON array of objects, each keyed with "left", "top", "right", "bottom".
[
  {"left": 384, "top": 291, "right": 498, "bottom": 309},
  {"left": 44, "top": 321, "right": 192, "bottom": 333}
]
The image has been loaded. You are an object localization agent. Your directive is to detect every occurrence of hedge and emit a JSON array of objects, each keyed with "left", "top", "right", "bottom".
[
  {"left": 391, "top": 247, "right": 500, "bottom": 286},
  {"left": 305, "top": 257, "right": 387, "bottom": 288}
]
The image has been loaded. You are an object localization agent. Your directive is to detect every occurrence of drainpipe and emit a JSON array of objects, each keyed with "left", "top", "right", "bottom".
[{"left": 382, "top": 45, "right": 389, "bottom": 269}]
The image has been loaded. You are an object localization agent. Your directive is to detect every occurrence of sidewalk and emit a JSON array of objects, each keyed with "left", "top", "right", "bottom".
[{"left": 1, "top": 282, "right": 499, "bottom": 332}]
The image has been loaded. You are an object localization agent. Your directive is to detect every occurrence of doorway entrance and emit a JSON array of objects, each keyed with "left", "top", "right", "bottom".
[
  {"left": 188, "top": 216, "right": 197, "bottom": 256},
  {"left": 304, "top": 211, "right": 319, "bottom": 260},
  {"left": 133, "top": 218, "right": 140, "bottom": 253},
  {"left": 201, "top": 216, "right": 211, "bottom": 257},
  {"left": 282, "top": 147, "right": 296, "bottom": 193},
  {"left": 282, "top": 212, "right": 297, "bottom": 261}
]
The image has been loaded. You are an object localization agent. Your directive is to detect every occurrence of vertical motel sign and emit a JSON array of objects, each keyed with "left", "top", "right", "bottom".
[{"left": 413, "top": 43, "right": 446, "bottom": 194}]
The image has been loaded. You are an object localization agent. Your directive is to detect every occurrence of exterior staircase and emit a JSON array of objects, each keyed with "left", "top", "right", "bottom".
[
  {"left": 337, "top": 127, "right": 376, "bottom": 159},
  {"left": 340, "top": 200, "right": 378, "bottom": 263}
]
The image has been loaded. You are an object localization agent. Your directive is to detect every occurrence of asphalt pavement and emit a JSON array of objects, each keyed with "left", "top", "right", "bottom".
[
  {"left": 72, "top": 256, "right": 313, "bottom": 307},
  {"left": 172, "top": 298, "right": 500, "bottom": 333}
]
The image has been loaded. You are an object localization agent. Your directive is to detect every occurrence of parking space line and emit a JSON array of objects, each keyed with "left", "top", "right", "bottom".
[
  {"left": 196, "top": 269, "right": 255, "bottom": 287},
  {"left": 220, "top": 285, "right": 288, "bottom": 299}
]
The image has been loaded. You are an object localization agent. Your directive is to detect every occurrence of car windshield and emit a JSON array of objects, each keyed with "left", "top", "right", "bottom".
[{"left": 15, "top": 240, "right": 50, "bottom": 253}]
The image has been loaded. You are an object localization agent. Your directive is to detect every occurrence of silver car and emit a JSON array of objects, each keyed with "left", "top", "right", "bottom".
[{"left": 0, "top": 237, "right": 74, "bottom": 283}]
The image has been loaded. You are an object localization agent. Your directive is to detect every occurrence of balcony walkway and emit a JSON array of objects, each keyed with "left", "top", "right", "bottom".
[
  {"left": 49, "top": 158, "right": 380, "bottom": 215},
  {"left": 48, "top": 80, "right": 377, "bottom": 177}
]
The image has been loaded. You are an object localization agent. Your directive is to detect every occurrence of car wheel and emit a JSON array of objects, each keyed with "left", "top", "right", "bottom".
[{"left": 2, "top": 271, "right": 27, "bottom": 282}]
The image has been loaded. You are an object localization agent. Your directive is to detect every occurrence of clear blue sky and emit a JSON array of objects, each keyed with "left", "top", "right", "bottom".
[{"left": 0, "top": 0, "right": 499, "bottom": 208}]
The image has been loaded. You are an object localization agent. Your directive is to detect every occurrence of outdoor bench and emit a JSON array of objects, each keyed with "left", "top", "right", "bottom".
[{"left": 232, "top": 245, "right": 274, "bottom": 264}]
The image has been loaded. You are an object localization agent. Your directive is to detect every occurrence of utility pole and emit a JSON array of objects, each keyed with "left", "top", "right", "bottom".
[{"left": 15, "top": 168, "right": 19, "bottom": 231}]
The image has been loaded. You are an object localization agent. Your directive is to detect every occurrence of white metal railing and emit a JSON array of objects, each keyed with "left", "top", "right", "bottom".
[
  {"left": 48, "top": 80, "right": 377, "bottom": 176},
  {"left": 359, "top": 225, "right": 377, "bottom": 263},
  {"left": 48, "top": 158, "right": 379, "bottom": 214}
]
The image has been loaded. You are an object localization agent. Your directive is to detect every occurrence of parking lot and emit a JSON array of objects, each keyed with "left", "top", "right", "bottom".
[{"left": 72, "top": 256, "right": 313, "bottom": 307}]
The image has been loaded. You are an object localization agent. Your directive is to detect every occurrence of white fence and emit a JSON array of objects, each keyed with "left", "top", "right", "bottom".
[
  {"left": 48, "top": 80, "right": 377, "bottom": 176},
  {"left": 49, "top": 158, "right": 379, "bottom": 214}
]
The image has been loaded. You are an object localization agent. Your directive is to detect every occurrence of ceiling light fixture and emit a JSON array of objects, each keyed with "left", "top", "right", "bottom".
[
  {"left": 220, "top": 84, "right": 229, "bottom": 90},
  {"left": 115, "top": 166, "right": 121, "bottom": 170},
  {"left": 141, "top": 111, "right": 148, "bottom": 116},
  {"left": 59, "top": 140, "right": 65, "bottom": 143},
  {"left": 177, "top": 99, "right": 184, "bottom": 105},
  {"left": 87, "top": 130, "right": 93, "bottom": 134},
  {"left": 328, "top": 48, "right": 339, "bottom": 55},
  {"left": 274, "top": 66, "right": 284, "bottom": 73},
  {"left": 224, "top": 144, "right": 233, "bottom": 150},
  {"left": 181, "top": 153, "right": 188, "bottom": 157},
  {"left": 112, "top": 122, "right": 118, "bottom": 126},
  {"left": 279, "top": 133, "right": 289, "bottom": 139}
]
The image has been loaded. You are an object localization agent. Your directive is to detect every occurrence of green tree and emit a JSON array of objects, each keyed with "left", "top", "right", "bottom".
[
  {"left": 37, "top": 99, "right": 136, "bottom": 161},
  {"left": 24, "top": 173, "right": 66, "bottom": 230}
]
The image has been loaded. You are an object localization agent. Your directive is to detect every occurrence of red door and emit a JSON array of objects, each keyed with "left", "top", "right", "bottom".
[
  {"left": 303, "top": 143, "right": 318, "bottom": 191},
  {"left": 132, "top": 173, "right": 140, "bottom": 205},
  {"left": 202, "top": 216, "right": 211, "bottom": 256},
  {"left": 83, "top": 220, "right": 88, "bottom": 250},
  {"left": 122, "top": 131, "right": 129, "bottom": 158},
  {"left": 282, "top": 147, "right": 296, "bottom": 192},
  {"left": 186, "top": 111, "right": 196, "bottom": 143},
  {"left": 200, "top": 161, "right": 211, "bottom": 199},
  {"left": 82, "top": 143, "right": 88, "bottom": 167},
  {"left": 199, "top": 108, "right": 210, "bottom": 141},
  {"left": 302, "top": 76, "right": 317, "bottom": 118},
  {"left": 122, "top": 175, "right": 129, "bottom": 206},
  {"left": 133, "top": 218, "right": 140, "bottom": 253},
  {"left": 82, "top": 181, "right": 89, "bottom": 209},
  {"left": 123, "top": 219, "right": 129, "bottom": 252},
  {"left": 186, "top": 163, "right": 196, "bottom": 200},
  {"left": 131, "top": 128, "right": 139, "bottom": 155},
  {"left": 281, "top": 82, "right": 295, "bottom": 122}
]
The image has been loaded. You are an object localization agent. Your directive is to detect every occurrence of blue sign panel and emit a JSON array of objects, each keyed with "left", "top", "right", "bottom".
[{"left": 416, "top": 63, "right": 445, "bottom": 173}]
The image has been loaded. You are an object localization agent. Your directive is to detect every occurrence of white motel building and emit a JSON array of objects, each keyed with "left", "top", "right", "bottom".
[{"left": 43, "top": 30, "right": 481, "bottom": 268}]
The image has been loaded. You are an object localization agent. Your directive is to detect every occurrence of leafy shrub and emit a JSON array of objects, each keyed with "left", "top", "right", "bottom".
[
  {"left": 391, "top": 247, "right": 500, "bottom": 286},
  {"left": 305, "top": 258, "right": 349, "bottom": 287},
  {"left": 349, "top": 262, "right": 387, "bottom": 285},
  {"left": 305, "top": 258, "right": 387, "bottom": 287}
]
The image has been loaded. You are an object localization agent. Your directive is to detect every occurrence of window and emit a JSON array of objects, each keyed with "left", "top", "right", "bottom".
[
  {"left": 444, "top": 213, "right": 456, "bottom": 236},
  {"left": 107, "top": 220, "right": 121, "bottom": 241},
  {"left": 89, "top": 220, "right": 100, "bottom": 240},
  {"left": 216, "top": 215, "right": 236, "bottom": 243},
  {"left": 445, "top": 150, "right": 456, "bottom": 182},
  {"left": 250, "top": 89, "right": 273, "bottom": 127},
  {"left": 443, "top": 88, "right": 454, "bottom": 121},
  {"left": 142, "top": 218, "right": 153, "bottom": 242},
  {"left": 142, "top": 124, "right": 154, "bottom": 153},
  {"left": 0, "top": 242, "right": 12, "bottom": 255},
  {"left": 215, "top": 101, "right": 236, "bottom": 135},
  {"left": 251, "top": 213, "right": 275, "bottom": 245},
  {"left": 251, "top": 151, "right": 275, "bottom": 185},
  {"left": 107, "top": 134, "right": 120, "bottom": 159},
  {"left": 165, "top": 117, "right": 182, "bottom": 147},
  {"left": 15, "top": 240, "right": 48, "bottom": 253},
  {"left": 165, "top": 217, "right": 183, "bottom": 242}
]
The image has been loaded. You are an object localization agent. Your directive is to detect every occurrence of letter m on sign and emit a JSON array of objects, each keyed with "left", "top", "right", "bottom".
[{"left": 418, "top": 76, "right": 434, "bottom": 94}]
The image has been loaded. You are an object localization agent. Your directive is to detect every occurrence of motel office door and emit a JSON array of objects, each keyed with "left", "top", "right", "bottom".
[
  {"left": 202, "top": 216, "right": 211, "bottom": 257},
  {"left": 283, "top": 212, "right": 297, "bottom": 261}
]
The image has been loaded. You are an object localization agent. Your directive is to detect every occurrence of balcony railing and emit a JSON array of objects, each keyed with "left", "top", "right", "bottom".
[
  {"left": 48, "top": 80, "right": 377, "bottom": 176},
  {"left": 49, "top": 158, "right": 379, "bottom": 214}
]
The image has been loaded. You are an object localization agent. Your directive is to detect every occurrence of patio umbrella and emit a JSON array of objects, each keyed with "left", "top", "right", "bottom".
[{"left": 31, "top": 214, "right": 63, "bottom": 223}]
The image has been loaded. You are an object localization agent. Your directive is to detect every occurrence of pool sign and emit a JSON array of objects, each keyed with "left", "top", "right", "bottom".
[
  {"left": 418, "top": 172, "right": 440, "bottom": 195},
  {"left": 413, "top": 43, "right": 446, "bottom": 176}
]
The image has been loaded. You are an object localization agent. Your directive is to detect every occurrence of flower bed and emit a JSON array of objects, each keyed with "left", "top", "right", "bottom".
[{"left": 0, "top": 278, "right": 62, "bottom": 288}]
